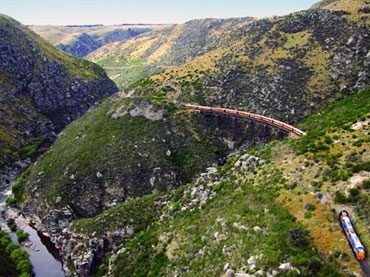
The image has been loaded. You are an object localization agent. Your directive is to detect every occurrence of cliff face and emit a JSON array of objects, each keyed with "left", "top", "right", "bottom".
[{"left": 0, "top": 14, "right": 118, "bottom": 168}]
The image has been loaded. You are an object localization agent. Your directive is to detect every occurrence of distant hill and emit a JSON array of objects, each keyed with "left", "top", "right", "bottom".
[
  {"left": 0, "top": 14, "right": 118, "bottom": 169},
  {"left": 30, "top": 24, "right": 170, "bottom": 57},
  {"left": 87, "top": 17, "right": 255, "bottom": 89}
]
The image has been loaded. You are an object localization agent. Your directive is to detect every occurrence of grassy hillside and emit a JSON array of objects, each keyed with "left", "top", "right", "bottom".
[
  {"left": 312, "top": 0, "right": 370, "bottom": 22},
  {"left": 20, "top": 96, "right": 229, "bottom": 219},
  {"left": 66, "top": 89, "right": 369, "bottom": 276},
  {"left": 87, "top": 17, "right": 254, "bottom": 89},
  {"left": 0, "top": 15, "right": 107, "bottom": 80}
]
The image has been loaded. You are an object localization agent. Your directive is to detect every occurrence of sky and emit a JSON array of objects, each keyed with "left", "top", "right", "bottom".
[{"left": 1, "top": 0, "right": 319, "bottom": 25}]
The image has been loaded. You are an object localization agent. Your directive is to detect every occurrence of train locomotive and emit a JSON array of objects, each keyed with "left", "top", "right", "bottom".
[{"left": 339, "top": 210, "right": 366, "bottom": 260}]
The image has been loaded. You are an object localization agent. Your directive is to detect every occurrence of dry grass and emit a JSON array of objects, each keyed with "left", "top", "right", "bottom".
[
  {"left": 147, "top": 25, "right": 182, "bottom": 62},
  {"left": 305, "top": 42, "right": 333, "bottom": 94},
  {"left": 320, "top": 0, "right": 369, "bottom": 23},
  {"left": 31, "top": 24, "right": 170, "bottom": 45},
  {"left": 284, "top": 31, "right": 311, "bottom": 48},
  {"left": 271, "top": 123, "right": 370, "bottom": 276},
  {"left": 323, "top": 0, "right": 364, "bottom": 11}
]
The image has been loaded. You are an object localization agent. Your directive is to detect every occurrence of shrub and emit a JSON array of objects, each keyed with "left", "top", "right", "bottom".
[
  {"left": 352, "top": 139, "right": 364, "bottom": 147},
  {"left": 10, "top": 248, "right": 29, "bottom": 264},
  {"left": 288, "top": 229, "right": 310, "bottom": 248},
  {"left": 22, "top": 136, "right": 46, "bottom": 157},
  {"left": 16, "top": 260, "right": 32, "bottom": 273},
  {"left": 334, "top": 191, "right": 347, "bottom": 204},
  {"left": 5, "top": 242, "right": 19, "bottom": 255},
  {"left": 9, "top": 247, "right": 33, "bottom": 276},
  {"left": 5, "top": 197, "right": 17, "bottom": 207},
  {"left": 349, "top": 188, "right": 360, "bottom": 197},
  {"left": 12, "top": 170, "right": 30, "bottom": 202},
  {"left": 0, "top": 235, "right": 11, "bottom": 247},
  {"left": 350, "top": 161, "right": 370, "bottom": 173},
  {"left": 361, "top": 179, "right": 370, "bottom": 189},
  {"left": 7, "top": 218, "right": 17, "bottom": 232},
  {"left": 16, "top": 230, "right": 29, "bottom": 243},
  {"left": 324, "top": 135, "right": 333, "bottom": 145}
]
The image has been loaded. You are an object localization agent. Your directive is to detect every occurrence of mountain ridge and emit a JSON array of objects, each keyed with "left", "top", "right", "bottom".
[
  {"left": 30, "top": 24, "right": 171, "bottom": 58},
  {"left": 0, "top": 13, "right": 118, "bottom": 169}
]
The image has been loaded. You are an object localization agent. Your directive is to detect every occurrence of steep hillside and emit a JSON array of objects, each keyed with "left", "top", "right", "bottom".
[
  {"left": 39, "top": 89, "right": 369, "bottom": 276},
  {"left": 20, "top": 97, "right": 229, "bottom": 219},
  {"left": 0, "top": 14, "right": 118, "bottom": 169},
  {"left": 87, "top": 17, "right": 254, "bottom": 89},
  {"left": 30, "top": 24, "right": 164, "bottom": 57},
  {"left": 129, "top": 0, "right": 370, "bottom": 126}
]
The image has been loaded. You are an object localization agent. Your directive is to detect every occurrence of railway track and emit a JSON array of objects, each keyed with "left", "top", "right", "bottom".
[
  {"left": 360, "top": 260, "right": 370, "bottom": 276},
  {"left": 184, "top": 103, "right": 306, "bottom": 137}
]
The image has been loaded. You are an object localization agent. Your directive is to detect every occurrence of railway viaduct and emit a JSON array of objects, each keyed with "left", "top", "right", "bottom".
[{"left": 184, "top": 103, "right": 306, "bottom": 139}]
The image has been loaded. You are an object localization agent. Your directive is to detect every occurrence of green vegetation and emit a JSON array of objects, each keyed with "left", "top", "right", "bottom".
[
  {"left": 0, "top": 229, "right": 33, "bottom": 277},
  {"left": 0, "top": 14, "right": 107, "bottom": 80},
  {"left": 16, "top": 230, "right": 29, "bottom": 243},
  {"left": 7, "top": 218, "right": 17, "bottom": 232},
  {"left": 22, "top": 136, "right": 46, "bottom": 157},
  {"left": 20, "top": 96, "right": 228, "bottom": 213},
  {"left": 17, "top": 83, "right": 369, "bottom": 275},
  {"left": 293, "top": 89, "right": 370, "bottom": 154},
  {"left": 111, "top": 226, "right": 168, "bottom": 277},
  {"left": 72, "top": 194, "right": 160, "bottom": 237},
  {"left": 0, "top": 13, "right": 118, "bottom": 170},
  {"left": 0, "top": 230, "right": 18, "bottom": 277},
  {"left": 6, "top": 196, "right": 17, "bottom": 207},
  {"left": 67, "top": 146, "right": 340, "bottom": 276},
  {"left": 6, "top": 218, "right": 30, "bottom": 243},
  {"left": 11, "top": 169, "right": 31, "bottom": 204},
  {"left": 87, "top": 88, "right": 369, "bottom": 275},
  {"left": 5, "top": 4, "right": 370, "bottom": 276}
]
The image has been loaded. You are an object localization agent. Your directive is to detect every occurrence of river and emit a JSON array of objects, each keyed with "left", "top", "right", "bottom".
[{"left": 0, "top": 167, "right": 65, "bottom": 277}]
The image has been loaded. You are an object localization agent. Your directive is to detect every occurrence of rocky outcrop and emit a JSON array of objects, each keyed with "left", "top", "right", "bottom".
[{"left": 0, "top": 14, "right": 118, "bottom": 167}]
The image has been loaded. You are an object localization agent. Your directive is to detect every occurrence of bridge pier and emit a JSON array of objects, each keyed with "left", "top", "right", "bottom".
[
  {"left": 231, "top": 117, "right": 238, "bottom": 142},
  {"left": 215, "top": 115, "right": 221, "bottom": 130},
  {"left": 261, "top": 125, "right": 271, "bottom": 144},
  {"left": 245, "top": 120, "right": 256, "bottom": 148},
  {"left": 277, "top": 129, "right": 287, "bottom": 140},
  {"left": 188, "top": 105, "right": 303, "bottom": 150}
]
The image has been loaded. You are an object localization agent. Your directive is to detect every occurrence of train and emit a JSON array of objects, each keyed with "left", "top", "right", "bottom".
[
  {"left": 339, "top": 210, "right": 366, "bottom": 260},
  {"left": 184, "top": 103, "right": 306, "bottom": 137}
]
